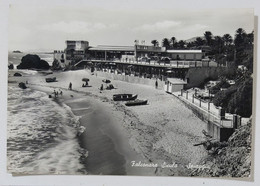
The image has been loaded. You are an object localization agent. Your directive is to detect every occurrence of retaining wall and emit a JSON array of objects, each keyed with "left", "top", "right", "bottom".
[
  {"left": 96, "top": 71, "right": 165, "bottom": 89},
  {"left": 185, "top": 67, "right": 235, "bottom": 89},
  {"left": 173, "top": 93, "right": 234, "bottom": 141}
]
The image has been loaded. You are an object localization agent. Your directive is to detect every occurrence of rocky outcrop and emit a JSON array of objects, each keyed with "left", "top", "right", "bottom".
[
  {"left": 8, "top": 63, "right": 14, "bottom": 69},
  {"left": 190, "top": 120, "right": 252, "bottom": 177},
  {"left": 18, "top": 82, "right": 27, "bottom": 89},
  {"left": 14, "top": 72, "right": 22, "bottom": 76},
  {"left": 17, "top": 54, "right": 50, "bottom": 70}
]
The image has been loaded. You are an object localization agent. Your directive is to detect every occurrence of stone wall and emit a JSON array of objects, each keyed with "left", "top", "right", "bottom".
[{"left": 185, "top": 67, "right": 235, "bottom": 89}]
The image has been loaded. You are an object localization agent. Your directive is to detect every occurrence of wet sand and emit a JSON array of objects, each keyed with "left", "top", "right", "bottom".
[{"left": 66, "top": 95, "right": 156, "bottom": 175}]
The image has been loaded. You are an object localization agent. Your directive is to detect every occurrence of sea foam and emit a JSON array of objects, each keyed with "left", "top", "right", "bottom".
[{"left": 7, "top": 85, "right": 87, "bottom": 174}]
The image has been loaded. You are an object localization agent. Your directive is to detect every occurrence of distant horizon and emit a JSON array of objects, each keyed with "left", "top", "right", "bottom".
[
  {"left": 9, "top": 6, "right": 254, "bottom": 52},
  {"left": 8, "top": 31, "right": 252, "bottom": 53}
]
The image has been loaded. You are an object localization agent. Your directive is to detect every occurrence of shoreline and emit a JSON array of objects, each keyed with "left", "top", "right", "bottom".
[
  {"left": 18, "top": 83, "right": 156, "bottom": 176},
  {"left": 8, "top": 69, "right": 208, "bottom": 176}
]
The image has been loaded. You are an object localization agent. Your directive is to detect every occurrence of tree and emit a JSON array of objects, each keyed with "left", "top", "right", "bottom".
[
  {"left": 247, "top": 31, "right": 254, "bottom": 45},
  {"left": 195, "top": 37, "right": 205, "bottom": 47},
  {"left": 204, "top": 31, "right": 213, "bottom": 46},
  {"left": 151, "top": 40, "right": 159, "bottom": 47},
  {"left": 162, "top": 38, "right": 170, "bottom": 49},
  {"left": 212, "top": 36, "right": 225, "bottom": 66},
  {"left": 227, "top": 77, "right": 253, "bottom": 117},
  {"left": 234, "top": 28, "right": 253, "bottom": 67},
  {"left": 52, "top": 59, "right": 62, "bottom": 70},
  {"left": 234, "top": 28, "right": 246, "bottom": 49},
  {"left": 170, "top": 37, "right": 177, "bottom": 48},
  {"left": 177, "top": 40, "right": 186, "bottom": 49},
  {"left": 222, "top": 34, "right": 233, "bottom": 46}
]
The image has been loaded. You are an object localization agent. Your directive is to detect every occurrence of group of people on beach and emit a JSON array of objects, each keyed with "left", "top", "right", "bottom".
[
  {"left": 53, "top": 89, "right": 63, "bottom": 97},
  {"left": 50, "top": 82, "right": 72, "bottom": 98}
]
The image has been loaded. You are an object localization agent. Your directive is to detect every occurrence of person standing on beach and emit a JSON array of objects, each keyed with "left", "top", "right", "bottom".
[
  {"left": 69, "top": 82, "right": 72, "bottom": 90},
  {"left": 155, "top": 80, "right": 158, "bottom": 89},
  {"left": 53, "top": 90, "right": 58, "bottom": 97}
]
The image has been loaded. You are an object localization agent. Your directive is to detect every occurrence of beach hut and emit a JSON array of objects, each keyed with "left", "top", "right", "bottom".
[{"left": 165, "top": 78, "right": 187, "bottom": 93}]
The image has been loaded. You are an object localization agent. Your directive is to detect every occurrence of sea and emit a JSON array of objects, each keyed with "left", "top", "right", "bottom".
[
  {"left": 7, "top": 84, "right": 88, "bottom": 175},
  {"left": 7, "top": 52, "right": 88, "bottom": 175}
]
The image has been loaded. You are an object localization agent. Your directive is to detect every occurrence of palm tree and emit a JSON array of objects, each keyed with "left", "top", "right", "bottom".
[
  {"left": 162, "top": 38, "right": 170, "bottom": 49},
  {"left": 170, "top": 37, "right": 177, "bottom": 48},
  {"left": 234, "top": 28, "right": 246, "bottom": 47},
  {"left": 213, "top": 36, "right": 225, "bottom": 66},
  {"left": 222, "top": 34, "right": 233, "bottom": 46},
  {"left": 204, "top": 31, "right": 213, "bottom": 46},
  {"left": 235, "top": 28, "right": 246, "bottom": 36},
  {"left": 234, "top": 28, "right": 248, "bottom": 66},
  {"left": 151, "top": 40, "right": 159, "bottom": 47}
]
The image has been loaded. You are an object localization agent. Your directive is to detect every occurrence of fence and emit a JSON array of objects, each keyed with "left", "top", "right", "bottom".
[
  {"left": 88, "top": 59, "right": 218, "bottom": 68},
  {"left": 179, "top": 89, "right": 237, "bottom": 128}
]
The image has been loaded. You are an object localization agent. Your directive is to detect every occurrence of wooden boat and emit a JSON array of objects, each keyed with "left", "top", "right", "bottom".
[
  {"left": 113, "top": 94, "right": 138, "bottom": 101},
  {"left": 45, "top": 77, "right": 56, "bottom": 83},
  {"left": 125, "top": 99, "right": 148, "bottom": 106}
]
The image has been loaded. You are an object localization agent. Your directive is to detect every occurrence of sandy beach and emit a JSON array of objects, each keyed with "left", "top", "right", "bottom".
[{"left": 8, "top": 69, "right": 208, "bottom": 176}]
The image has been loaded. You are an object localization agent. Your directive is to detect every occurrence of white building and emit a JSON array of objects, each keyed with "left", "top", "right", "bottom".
[
  {"left": 166, "top": 50, "right": 203, "bottom": 61},
  {"left": 164, "top": 78, "right": 187, "bottom": 93}
]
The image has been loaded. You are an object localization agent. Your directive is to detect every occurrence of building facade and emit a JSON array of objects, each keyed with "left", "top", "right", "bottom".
[
  {"left": 53, "top": 50, "right": 65, "bottom": 68},
  {"left": 167, "top": 50, "right": 203, "bottom": 61},
  {"left": 58, "top": 40, "right": 204, "bottom": 65},
  {"left": 65, "top": 40, "right": 89, "bottom": 65}
]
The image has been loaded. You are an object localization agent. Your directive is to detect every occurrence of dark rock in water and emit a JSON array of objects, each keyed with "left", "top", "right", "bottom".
[
  {"left": 8, "top": 64, "right": 14, "bottom": 69},
  {"left": 18, "top": 82, "right": 27, "bottom": 89},
  {"left": 17, "top": 54, "right": 50, "bottom": 70},
  {"left": 14, "top": 72, "right": 22, "bottom": 77},
  {"left": 13, "top": 50, "right": 22, "bottom": 53}
]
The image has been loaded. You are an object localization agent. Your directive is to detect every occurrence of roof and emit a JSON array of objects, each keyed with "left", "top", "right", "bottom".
[
  {"left": 89, "top": 45, "right": 135, "bottom": 51},
  {"left": 167, "top": 78, "right": 187, "bottom": 85},
  {"left": 166, "top": 50, "right": 202, "bottom": 54}
]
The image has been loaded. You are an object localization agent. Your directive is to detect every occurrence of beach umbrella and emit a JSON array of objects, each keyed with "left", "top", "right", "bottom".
[{"left": 82, "top": 78, "right": 90, "bottom": 82}]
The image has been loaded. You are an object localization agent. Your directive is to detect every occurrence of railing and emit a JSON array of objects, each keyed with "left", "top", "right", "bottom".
[
  {"left": 180, "top": 89, "right": 234, "bottom": 128},
  {"left": 83, "top": 58, "right": 219, "bottom": 68}
]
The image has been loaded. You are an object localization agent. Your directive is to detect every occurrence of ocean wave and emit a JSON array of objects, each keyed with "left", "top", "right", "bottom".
[{"left": 7, "top": 85, "right": 87, "bottom": 174}]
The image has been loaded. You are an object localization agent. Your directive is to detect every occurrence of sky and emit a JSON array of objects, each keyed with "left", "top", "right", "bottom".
[{"left": 8, "top": 5, "right": 254, "bottom": 52}]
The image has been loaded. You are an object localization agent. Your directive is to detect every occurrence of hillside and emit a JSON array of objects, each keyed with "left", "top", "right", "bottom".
[
  {"left": 185, "top": 36, "right": 205, "bottom": 43},
  {"left": 190, "top": 119, "right": 252, "bottom": 177}
]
